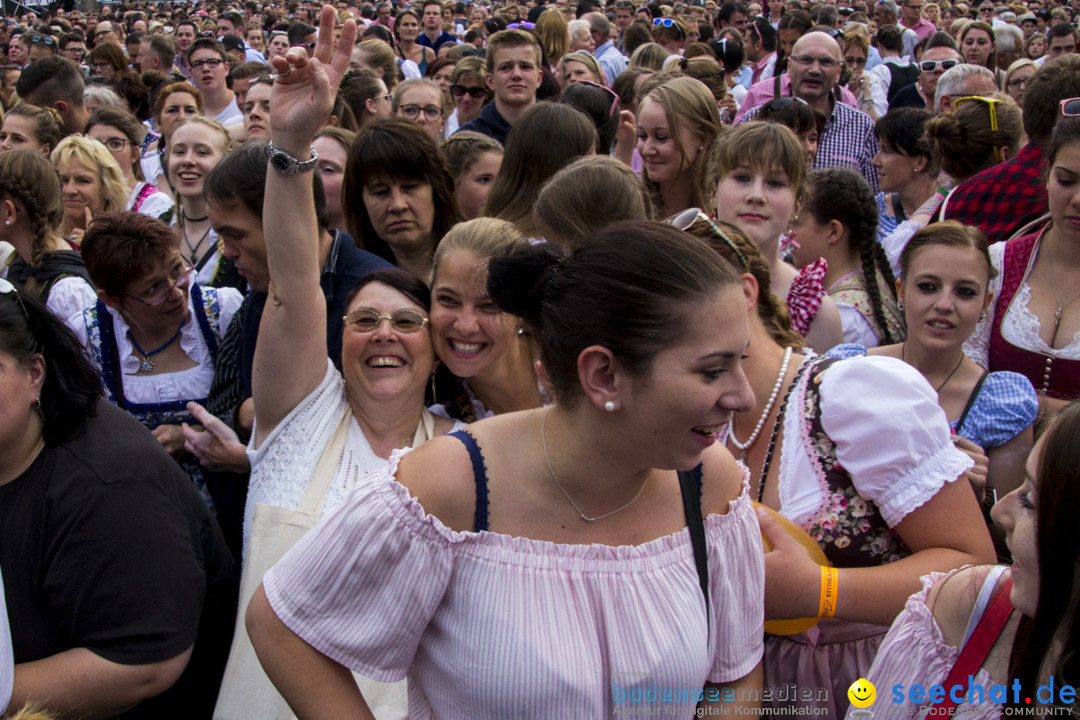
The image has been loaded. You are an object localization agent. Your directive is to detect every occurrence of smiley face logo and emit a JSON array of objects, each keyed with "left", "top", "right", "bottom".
[{"left": 848, "top": 678, "right": 876, "bottom": 709}]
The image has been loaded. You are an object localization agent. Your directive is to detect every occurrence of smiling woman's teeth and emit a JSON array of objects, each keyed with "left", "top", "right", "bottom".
[
  {"left": 451, "top": 340, "right": 483, "bottom": 353},
  {"left": 369, "top": 356, "right": 405, "bottom": 367}
]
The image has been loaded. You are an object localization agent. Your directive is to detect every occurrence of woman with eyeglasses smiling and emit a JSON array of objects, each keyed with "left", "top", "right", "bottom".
[
  {"left": 85, "top": 107, "right": 175, "bottom": 223},
  {"left": 73, "top": 211, "right": 242, "bottom": 504}
]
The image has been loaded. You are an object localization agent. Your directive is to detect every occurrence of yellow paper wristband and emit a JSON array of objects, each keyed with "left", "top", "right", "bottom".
[{"left": 819, "top": 566, "right": 838, "bottom": 618}]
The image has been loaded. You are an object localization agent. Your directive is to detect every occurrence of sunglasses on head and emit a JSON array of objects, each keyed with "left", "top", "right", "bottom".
[
  {"left": 451, "top": 83, "right": 487, "bottom": 98},
  {"left": 954, "top": 95, "right": 1002, "bottom": 162},
  {"left": 575, "top": 79, "right": 620, "bottom": 118},
  {"left": 507, "top": 21, "right": 535, "bottom": 29},
  {"left": 763, "top": 96, "right": 809, "bottom": 112},
  {"left": 1060, "top": 97, "right": 1080, "bottom": 117},
  {"left": 28, "top": 34, "right": 56, "bottom": 45}
]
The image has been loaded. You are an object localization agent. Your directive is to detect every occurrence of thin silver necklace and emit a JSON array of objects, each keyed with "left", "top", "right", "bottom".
[{"left": 541, "top": 408, "right": 649, "bottom": 523}]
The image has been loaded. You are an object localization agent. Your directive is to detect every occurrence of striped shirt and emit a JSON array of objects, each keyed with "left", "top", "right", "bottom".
[
  {"left": 264, "top": 451, "right": 765, "bottom": 718},
  {"left": 743, "top": 98, "right": 880, "bottom": 190}
]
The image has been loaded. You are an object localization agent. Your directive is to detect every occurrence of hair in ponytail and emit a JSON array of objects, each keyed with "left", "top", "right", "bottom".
[{"left": 488, "top": 221, "right": 743, "bottom": 405}]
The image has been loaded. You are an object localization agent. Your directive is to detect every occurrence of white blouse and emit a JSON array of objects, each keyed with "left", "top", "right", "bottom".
[
  {"left": 246, "top": 361, "right": 466, "bottom": 556},
  {"left": 965, "top": 240, "right": 1080, "bottom": 367},
  {"left": 70, "top": 285, "right": 242, "bottom": 404},
  {"left": 776, "top": 354, "right": 973, "bottom": 529}
]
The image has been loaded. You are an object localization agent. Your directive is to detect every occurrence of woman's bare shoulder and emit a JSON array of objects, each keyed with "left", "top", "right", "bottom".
[
  {"left": 925, "top": 564, "right": 1008, "bottom": 649},
  {"left": 395, "top": 433, "right": 481, "bottom": 533},
  {"left": 699, "top": 444, "right": 748, "bottom": 517}
]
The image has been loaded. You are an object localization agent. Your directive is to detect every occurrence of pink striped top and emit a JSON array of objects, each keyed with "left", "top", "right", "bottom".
[
  {"left": 263, "top": 451, "right": 765, "bottom": 719},
  {"left": 852, "top": 570, "right": 1004, "bottom": 720}
]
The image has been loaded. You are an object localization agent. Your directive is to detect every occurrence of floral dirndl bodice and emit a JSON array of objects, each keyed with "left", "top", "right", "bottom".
[
  {"left": 801, "top": 358, "right": 911, "bottom": 568},
  {"left": 84, "top": 283, "right": 223, "bottom": 509}
]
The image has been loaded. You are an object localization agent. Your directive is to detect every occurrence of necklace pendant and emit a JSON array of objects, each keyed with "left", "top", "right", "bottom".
[
  {"left": 137, "top": 355, "right": 155, "bottom": 375},
  {"left": 1055, "top": 307, "right": 1064, "bottom": 324}
]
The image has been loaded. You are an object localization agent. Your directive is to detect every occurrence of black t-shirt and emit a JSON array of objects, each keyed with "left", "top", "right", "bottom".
[{"left": 0, "top": 400, "right": 237, "bottom": 718}]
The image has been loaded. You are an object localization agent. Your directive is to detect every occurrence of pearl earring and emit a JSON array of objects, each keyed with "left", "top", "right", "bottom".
[{"left": 604, "top": 400, "right": 615, "bottom": 412}]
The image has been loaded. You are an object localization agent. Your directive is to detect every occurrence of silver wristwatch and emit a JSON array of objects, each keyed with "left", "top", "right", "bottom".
[{"left": 266, "top": 141, "right": 319, "bottom": 174}]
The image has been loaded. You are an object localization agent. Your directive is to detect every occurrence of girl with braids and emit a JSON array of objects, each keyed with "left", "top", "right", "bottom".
[
  {"left": 0, "top": 104, "right": 64, "bottom": 156},
  {"left": 831, "top": 222, "right": 1037, "bottom": 562},
  {"left": 861, "top": 401, "right": 1080, "bottom": 719},
  {"left": 675, "top": 211, "right": 994, "bottom": 718},
  {"left": 0, "top": 149, "right": 96, "bottom": 320},
  {"left": 790, "top": 168, "right": 905, "bottom": 347}
]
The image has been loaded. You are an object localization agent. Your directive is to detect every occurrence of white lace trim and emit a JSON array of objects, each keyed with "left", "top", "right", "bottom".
[
  {"left": 245, "top": 361, "right": 465, "bottom": 558},
  {"left": 875, "top": 444, "right": 973, "bottom": 527},
  {"left": 1003, "top": 281, "right": 1080, "bottom": 360},
  {"left": 966, "top": 238, "right": 1080, "bottom": 365}
]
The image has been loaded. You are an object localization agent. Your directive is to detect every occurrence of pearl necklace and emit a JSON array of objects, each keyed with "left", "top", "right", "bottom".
[
  {"left": 541, "top": 408, "right": 649, "bottom": 523},
  {"left": 730, "top": 346, "right": 792, "bottom": 457}
]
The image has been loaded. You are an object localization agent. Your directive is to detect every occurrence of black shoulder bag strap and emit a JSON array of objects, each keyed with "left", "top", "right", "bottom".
[
  {"left": 678, "top": 468, "right": 710, "bottom": 633},
  {"left": 955, "top": 369, "right": 990, "bottom": 435}
]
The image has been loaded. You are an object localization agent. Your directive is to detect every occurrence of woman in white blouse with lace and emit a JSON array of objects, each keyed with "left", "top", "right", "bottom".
[
  {"left": 696, "top": 217, "right": 994, "bottom": 718},
  {"left": 73, "top": 212, "right": 242, "bottom": 508},
  {"left": 964, "top": 116, "right": 1080, "bottom": 421}
]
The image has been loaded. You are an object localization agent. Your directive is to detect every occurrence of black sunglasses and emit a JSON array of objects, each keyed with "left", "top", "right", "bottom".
[
  {"left": 450, "top": 83, "right": 487, "bottom": 98},
  {"left": 29, "top": 34, "right": 57, "bottom": 45}
]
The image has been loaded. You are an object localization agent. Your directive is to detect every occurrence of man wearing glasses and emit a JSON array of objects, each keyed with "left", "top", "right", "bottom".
[
  {"left": 873, "top": 0, "right": 919, "bottom": 58},
  {"left": 899, "top": 0, "right": 935, "bottom": 40},
  {"left": 59, "top": 34, "right": 87, "bottom": 70},
  {"left": 187, "top": 37, "right": 242, "bottom": 126},
  {"left": 737, "top": 32, "right": 879, "bottom": 189},
  {"left": 93, "top": 20, "right": 122, "bottom": 48}
]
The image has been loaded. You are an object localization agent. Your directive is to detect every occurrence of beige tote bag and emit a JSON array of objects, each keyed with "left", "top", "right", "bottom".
[{"left": 214, "top": 408, "right": 409, "bottom": 720}]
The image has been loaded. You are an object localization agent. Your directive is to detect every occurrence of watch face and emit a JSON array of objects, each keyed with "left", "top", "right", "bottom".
[{"left": 271, "top": 151, "right": 291, "bottom": 173}]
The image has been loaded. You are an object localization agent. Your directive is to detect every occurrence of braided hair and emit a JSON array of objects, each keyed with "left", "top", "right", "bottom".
[
  {"left": 803, "top": 168, "right": 901, "bottom": 344},
  {"left": 682, "top": 215, "right": 808, "bottom": 350},
  {"left": 0, "top": 149, "right": 64, "bottom": 276}
]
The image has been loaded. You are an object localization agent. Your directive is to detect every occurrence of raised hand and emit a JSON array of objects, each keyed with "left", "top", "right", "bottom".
[{"left": 268, "top": 5, "right": 356, "bottom": 150}]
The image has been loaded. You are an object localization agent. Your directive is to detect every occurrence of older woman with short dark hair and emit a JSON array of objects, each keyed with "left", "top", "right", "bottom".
[{"left": 73, "top": 211, "right": 242, "bottom": 506}]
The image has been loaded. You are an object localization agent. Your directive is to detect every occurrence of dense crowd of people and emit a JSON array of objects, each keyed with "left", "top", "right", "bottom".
[{"left": 0, "top": 0, "right": 1079, "bottom": 716}]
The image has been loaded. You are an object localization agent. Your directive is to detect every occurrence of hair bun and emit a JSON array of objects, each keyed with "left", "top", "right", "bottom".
[{"left": 487, "top": 242, "right": 566, "bottom": 327}]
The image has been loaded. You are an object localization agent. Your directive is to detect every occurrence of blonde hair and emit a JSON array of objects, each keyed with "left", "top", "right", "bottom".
[
  {"left": 534, "top": 155, "right": 652, "bottom": 249},
  {"left": 630, "top": 42, "right": 671, "bottom": 70},
  {"left": 355, "top": 39, "right": 401, "bottom": 91},
  {"left": 559, "top": 50, "right": 606, "bottom": 85},
  {"left": 50, "top": 134, "right": 130, "bottom": 214},
  {"left": 431, "top": 216, "right": 529, "bottom": 280},
  {"left": 534, "top": 8, "right": 569, "bottom": 64},
  {"left": 640, "top": 76, "right": 725, "bottom": 212},
  {"left": 714, "top": 121, "right": 809, "bottom": 206}
]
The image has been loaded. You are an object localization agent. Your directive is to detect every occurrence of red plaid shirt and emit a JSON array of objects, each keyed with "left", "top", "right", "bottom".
[{"left": 942, "top": 143, "right": 1047, "bottom": 244}]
